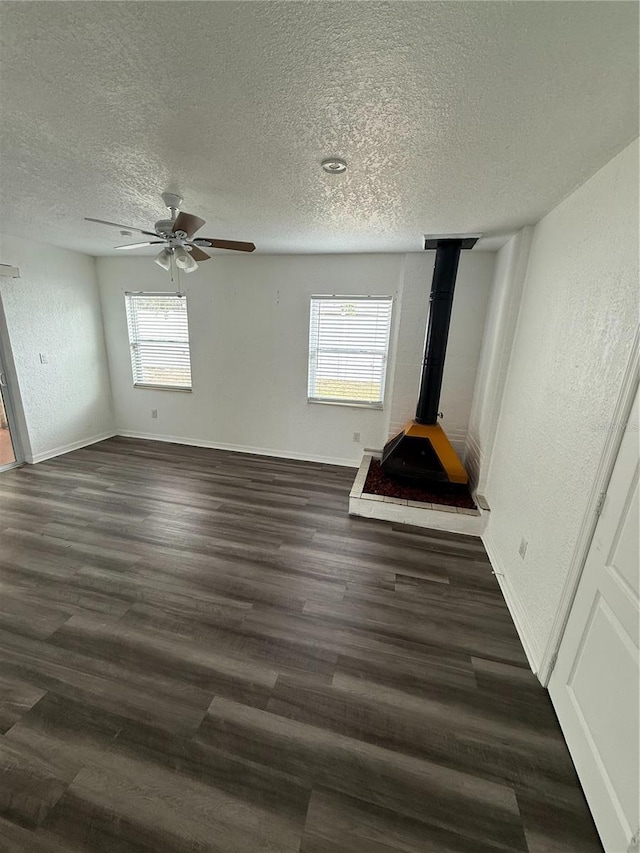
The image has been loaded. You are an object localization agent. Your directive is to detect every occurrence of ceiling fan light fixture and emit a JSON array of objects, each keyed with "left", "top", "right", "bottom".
[
  {"left": 174, "top": 246, "right": 198, "bottom": 273},
  {"left": 154, "top": 248, "right": 172, "bottom": 271}
]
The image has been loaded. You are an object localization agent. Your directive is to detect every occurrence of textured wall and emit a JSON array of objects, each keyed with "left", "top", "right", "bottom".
[
  {"left": 0, "top": 233, "right": 114, "bottom": 461},
  {"left": 484, "top": 139, "right": 639, "bottom": 664},
  {"left": 99, "top": 254, "right": 404, "bottom": 467},
  {"left": 387, "top": 252, "right": 495, "bottom": 455},
  {"left": 98, "top": 252, "right": 493, "bottom": 466},
  {"left": 466, "top": 228, "right": 532, "bottom": 490}
]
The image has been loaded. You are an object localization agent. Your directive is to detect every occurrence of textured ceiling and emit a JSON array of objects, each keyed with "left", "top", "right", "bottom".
[{"left": 0, "top": 1, "right": 637, "bottom": 256}]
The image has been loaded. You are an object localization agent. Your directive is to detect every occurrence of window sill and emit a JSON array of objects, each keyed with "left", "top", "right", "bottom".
[
  {"left": 133, "top": 384, "right": 192, "bottom": 393},
  {"left": 308, "top": 398, "right": 383, "bottom": 411}
]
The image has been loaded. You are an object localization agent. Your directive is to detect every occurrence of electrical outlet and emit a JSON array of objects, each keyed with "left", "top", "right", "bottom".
[
  {"left": 151, "top": 409, "right": 158, "bottom": 419},
  {"left": 519, "top": 538, "right": 528, "bottom": 560},
  {"left": 353, "top": 432, "right": 360, "bottom": 443}
]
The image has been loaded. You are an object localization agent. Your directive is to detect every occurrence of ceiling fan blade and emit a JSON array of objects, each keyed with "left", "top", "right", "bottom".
[
  {"left": 194, "top": 238, "right": 256, "bottom": 253},
  {"left": 114, "top": 241, "right": 164, "bottom": 250},
  {"left": 187, "top": 245, "right": 211, "bottom": 262},
  {"left": 84, "top": 217, "right": 159, "bottom": 238},
  {"left": 172, "top": 212, "right": 205, "bottom": 239}
]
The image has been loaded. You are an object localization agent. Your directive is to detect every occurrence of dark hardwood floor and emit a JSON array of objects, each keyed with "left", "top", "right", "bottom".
[{"left": 0, "top": 437, "right": 601, "bottom": 852}]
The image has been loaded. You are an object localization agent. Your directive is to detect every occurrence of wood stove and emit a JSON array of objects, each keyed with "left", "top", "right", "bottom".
[{"left": 381, "top": 235, "right": 479, "bottom": 486}]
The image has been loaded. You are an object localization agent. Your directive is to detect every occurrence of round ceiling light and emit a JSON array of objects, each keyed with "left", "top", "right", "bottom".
[{"left": 321, "top": 157, "right": 347, "bottom": 174}]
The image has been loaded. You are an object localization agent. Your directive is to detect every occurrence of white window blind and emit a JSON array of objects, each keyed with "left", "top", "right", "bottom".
[
  {"left": 308, "top": 296, "right": 393, "bottom": 407},
  {"left": 125, "top": 292, "right": 192, "bottom": 390}
]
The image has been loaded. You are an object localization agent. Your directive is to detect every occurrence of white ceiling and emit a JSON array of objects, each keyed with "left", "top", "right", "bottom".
[{"left": 0, "top": 1, "right": 637, "bottom": 256}]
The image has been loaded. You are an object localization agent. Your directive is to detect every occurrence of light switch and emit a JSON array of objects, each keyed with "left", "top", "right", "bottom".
[{"left": 39, "top": 353, "right": 48, "bottom": 364}]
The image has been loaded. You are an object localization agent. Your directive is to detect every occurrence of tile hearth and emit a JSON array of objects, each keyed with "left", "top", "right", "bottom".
[{"left": 349, "top": 454, "right": 486, "bottom": 536}]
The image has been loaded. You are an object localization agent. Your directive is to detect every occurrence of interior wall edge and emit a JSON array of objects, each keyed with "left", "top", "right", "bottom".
[
  {"left": 93, "top": 253, "right": 117, "bottom": 423},
  {"left": 465, "top": 225, "right": 533, "bottom": 495},
  {"left": 479, "top": 225, "right": 534, "bottom": 498}
]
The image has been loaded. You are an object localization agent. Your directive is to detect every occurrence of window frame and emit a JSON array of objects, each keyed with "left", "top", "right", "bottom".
[
  {"left": 124, "top": 291, "right": 193, "bottom": 392},
  {"left": 307, "top": 294, "right": 394, "bottom": 410}
]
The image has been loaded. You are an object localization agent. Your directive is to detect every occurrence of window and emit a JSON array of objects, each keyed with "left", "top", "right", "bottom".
[
  {"left": 308, "top": 296, "right": 393, "bottom": 408},
  {"left": 125, "top": 292, "right": 192, "bottom": 390}
]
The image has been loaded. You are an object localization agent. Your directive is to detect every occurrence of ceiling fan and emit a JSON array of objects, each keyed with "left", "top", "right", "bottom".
[{"left": 85, "top": 192, "right": 255, "bottom": 273}]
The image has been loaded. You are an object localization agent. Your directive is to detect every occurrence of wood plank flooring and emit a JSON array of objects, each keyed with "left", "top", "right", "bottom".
[{"left": 0, "top": 437, "right": 601, "bottom": 852}]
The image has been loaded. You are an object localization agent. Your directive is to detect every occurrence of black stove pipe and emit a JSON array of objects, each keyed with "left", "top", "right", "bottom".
[{"left": 415, "top": 239, "right": 463, "bottom": 425}]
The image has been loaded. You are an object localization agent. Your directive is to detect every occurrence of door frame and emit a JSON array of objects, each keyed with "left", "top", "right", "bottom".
[
  {"left": 0, "top": 361, "right": 22, "bottom": 471},
  {"left": 539, "top": 325, "right": 640, "bottom": 686},
  {"left": 0, "top": 294, "right": 26, "bottom": 471}
]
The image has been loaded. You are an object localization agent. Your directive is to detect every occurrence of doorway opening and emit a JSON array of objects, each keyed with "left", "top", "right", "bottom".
[
  {"left": 0, "top": 384, "right": 16, "bottom": 467},
  {"left": 0, "top": 295, "right": 23, "bottom": 472}
]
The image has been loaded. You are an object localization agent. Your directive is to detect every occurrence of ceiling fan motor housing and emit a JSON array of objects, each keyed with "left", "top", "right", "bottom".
[
  {"left": 154, "top": 219, "right": 175, "bottom": 237},
  {"left": 161, "top": 192, "right": 183, "bottom": 211}
]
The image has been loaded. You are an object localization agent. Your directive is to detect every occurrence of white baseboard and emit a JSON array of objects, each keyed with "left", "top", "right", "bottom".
[
  {"left": 482, "top": 530, "right": 542, "bottom": 676},
  {"left": 116, "top": 430, "right": 358, "bottom": 468},
  {"left": 27, "top": 430, "right": 117, "bottom": 464}
]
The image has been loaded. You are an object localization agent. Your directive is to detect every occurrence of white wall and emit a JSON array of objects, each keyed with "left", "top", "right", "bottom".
[
  {"left": 0, "top": 233, "right": 114, "bottom": 462},
  {"left": 387, "top": 251, "right": 495, "bottom": 455},
  {"left": 99, "top": 254, "right": 404, "bottom": 467},
  {"left": 98, "top": 251, "right": 494, "bottom": 466},
  {"left": 483, "top": 139, "right": 639, "bottom": 669},
  {"left": 466, "top": 227, "right": 532, "bottom": 490}
]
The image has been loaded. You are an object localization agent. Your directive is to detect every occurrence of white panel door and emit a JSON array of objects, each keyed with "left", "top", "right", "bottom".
[{"left": 550, "top": 385, "right": 639, "bottom": 853}]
